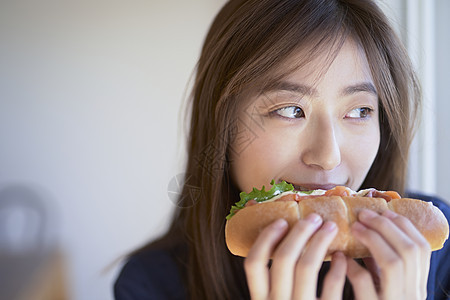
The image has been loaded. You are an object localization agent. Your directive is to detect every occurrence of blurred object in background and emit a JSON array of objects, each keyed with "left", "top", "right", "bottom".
[{"left": 0, "top": 184, "right": 68, "bottom": 300}]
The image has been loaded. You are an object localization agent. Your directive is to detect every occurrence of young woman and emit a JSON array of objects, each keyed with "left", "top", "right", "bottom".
[{"left": 114, "top": 0, "right": 450, "bottom": 299}]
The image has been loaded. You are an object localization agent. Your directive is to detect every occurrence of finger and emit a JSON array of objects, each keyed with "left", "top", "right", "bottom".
[
  {"left": 346, "top": 258, "right": 378, "bottom": 300},
  {"left": 292, "top": 221, "right": 338, "bottom": 300},
  {"left": 381, "top": 210, "right": 429, "bottom": 248},
  {"left": 359, "top": 209, "right": 429, "bottom": 296},
  {"left": 382, "top": 210, "right": 431, "bottom": 298},
  {"left": 244, "top": 218, "right": 288, "bottom": 300},
  {"left": 358, "top": 209, "right": 416, "bottom": 259},
  {"left": 351, "top": 219, "right": 404, "bottom": 299},
  {"left": 351, "top": 217, "right": 400, "bottom": 269},
  {"left": 362, "top": 257, "right": 380, "bottom": 290},
  {"left": 320, "top": 252, "right": 347, "bottom": 300},
  {"left": 269, "top": 213, "right": 323, "bottom": 299}
]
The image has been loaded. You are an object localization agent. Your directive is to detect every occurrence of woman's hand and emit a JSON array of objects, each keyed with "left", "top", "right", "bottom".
[
  {"left": 347, "top": 209, "right": 431, "bottom": 300},
  {"left": 244, "top": 214, "right": 347, "bottom": 300}
]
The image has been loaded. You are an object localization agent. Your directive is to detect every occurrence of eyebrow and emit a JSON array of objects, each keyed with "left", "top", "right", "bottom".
[
  {"left": 263, "top": 81, "right": 318, "bottom": 96},
  {"left": 262, "top": 81, "right": 378, "bottom": 97},
  {"left": 341, "top": 82, "right": 377, "bottom": 97}
]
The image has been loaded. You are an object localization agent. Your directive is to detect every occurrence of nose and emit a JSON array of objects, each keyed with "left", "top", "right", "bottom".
[{"left": 301, "top": 117, "right": 341, "bottom": 170}]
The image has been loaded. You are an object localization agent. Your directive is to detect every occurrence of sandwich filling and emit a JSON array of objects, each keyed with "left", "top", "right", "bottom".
[{"left": 226, "top": 180, "right": 401, "bottom": 220}]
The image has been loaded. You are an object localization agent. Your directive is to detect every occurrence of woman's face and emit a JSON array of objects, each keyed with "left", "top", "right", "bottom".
[{"left": 230, "top": 39, "right": 380, "bottom": 193}]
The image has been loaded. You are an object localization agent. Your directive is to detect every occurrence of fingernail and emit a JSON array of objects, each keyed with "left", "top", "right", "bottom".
[
  {"left": 382, "top": 210, "right": 397, "bottom": 219},
  {"left": 272, "top": 218, "right": 288, "bottom": 229},
  {"left": 306, "top": 213, "right": 322, "bottom": 224},
  {"left": 359, "top": 209, "right": 377, "bottom": 221},
  {"left": 322, "top": 221, "right": 337, "bottom": 231}
]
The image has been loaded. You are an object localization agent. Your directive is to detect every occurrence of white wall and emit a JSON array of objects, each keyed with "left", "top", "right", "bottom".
[
  {"left": 0, "top": 1, "right": 448, "bottom": 300},
  {"left": 435, "top": 0, "right": 450, "bottom": 202},
  {"left": 380, "top": 0, "right": 450, "bottom": 200},
  {"left": 0, "top": 1, "right": 226, "bottom": 299}
]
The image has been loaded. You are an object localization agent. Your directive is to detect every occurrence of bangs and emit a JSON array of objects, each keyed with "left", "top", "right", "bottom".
[{"left": 216, "top": 0, "right": 351, "bottom": 113}]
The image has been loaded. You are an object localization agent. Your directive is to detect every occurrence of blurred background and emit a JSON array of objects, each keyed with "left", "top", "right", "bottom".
[{"left": 0, "top": 0, "right": 448, "bottom": 299}]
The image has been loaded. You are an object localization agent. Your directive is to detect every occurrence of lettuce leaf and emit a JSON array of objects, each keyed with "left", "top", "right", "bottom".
[{"left": 226, "top": 180, "right": 294, "bottom": 220}]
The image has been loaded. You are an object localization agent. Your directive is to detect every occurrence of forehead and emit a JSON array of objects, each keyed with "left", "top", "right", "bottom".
[
  {"left": 243, "top": 38, "right": 374, "bottom": 102},
  {"left": 281, "top": 38, "right": 373, "bottom": 87},
  {"left": 235, "top": 37, "right": 375, "bottom": 112}
]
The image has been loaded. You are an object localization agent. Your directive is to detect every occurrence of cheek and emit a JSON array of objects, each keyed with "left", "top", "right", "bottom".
[
  {"left": 230, "top": 127, "right": 293, "bottom": 193},
  {"left": 344, "top": 125, "right": 380, "bottom": 188}
]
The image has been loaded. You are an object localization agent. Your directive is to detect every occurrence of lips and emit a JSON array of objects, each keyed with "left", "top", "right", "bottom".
[{"left": 282, "top": 181, "right": 341, "bottom": 191}]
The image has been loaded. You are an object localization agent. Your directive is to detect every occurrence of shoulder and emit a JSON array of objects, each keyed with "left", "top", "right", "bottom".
[
  {"left": 406, "top": 191, "right": 450, "bottom": 300},
  {"left": 114, "top": 243, "right": 188, "bottom": 300}
]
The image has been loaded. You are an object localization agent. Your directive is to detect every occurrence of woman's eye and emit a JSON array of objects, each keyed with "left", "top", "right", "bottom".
[
  {"left": 272, "top": 106, "right": 305, "bottom": 119},
  {"left": 345, "top": 107, "right": 373, "bottom": 119}
]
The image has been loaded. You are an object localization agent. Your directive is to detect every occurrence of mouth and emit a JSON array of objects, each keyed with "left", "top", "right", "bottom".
[{"left": 282, "top": 180, "right": 341, "bottom": 191}]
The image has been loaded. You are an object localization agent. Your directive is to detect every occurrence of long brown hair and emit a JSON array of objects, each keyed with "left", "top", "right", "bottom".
[{"left": 143, "top": 0, "right": 421, "bottom": 298}]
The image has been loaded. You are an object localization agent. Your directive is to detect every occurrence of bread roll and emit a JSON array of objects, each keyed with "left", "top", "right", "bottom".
[{"left": 225, "top": 196, "right": 449, "bottom": 259}]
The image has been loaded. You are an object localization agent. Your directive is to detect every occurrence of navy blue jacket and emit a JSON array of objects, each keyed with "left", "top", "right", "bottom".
[{"left": 114, "top": 194, "right": 450, "bottom": 299}]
